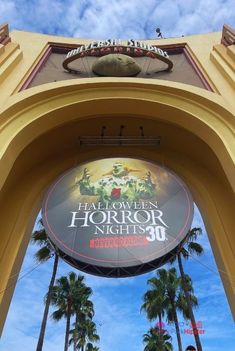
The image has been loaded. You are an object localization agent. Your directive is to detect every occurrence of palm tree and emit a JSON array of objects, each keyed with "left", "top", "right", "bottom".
[
  {"left": 70, "top": 299, "right": 95, "bottom": 351},
  {"left": 141, "top": 279, "right": 165, "bottom": 332},
  {"left": 150, "top": 268, "right": 184, "bottom": 351},
  {"left": 50, "top": 273, "right": 93, "bottom": 351},
  {"left": 143, "top": 267, "right": 198, "bottom": 351},
  {"left": 86, "top": 344, "right": 99, "bottom": 351},
  {"left": 143, "top": 327, "right": 173, "bottom": 351},
  {"left": 177, "top": 275, "right": 198, "bottom": 320},
  {"left": 70, "top": 317, "right": 99, "bottom": 351},
  {"left": 154, "top": 268, "right": 197, "bottom": 351},
  {"left": 69, "top": 326, "right": 81, "bottom": 351},
  {"left": 31, "top": 219, "right": 59, "bottom": 351},
  {"left": 170, "top": 227, "right": 204, "bottom": 351}
]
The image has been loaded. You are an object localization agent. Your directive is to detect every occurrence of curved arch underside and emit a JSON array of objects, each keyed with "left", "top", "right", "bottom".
[{"left": 0, "top": 78, "right": 234, "bottom": 332}]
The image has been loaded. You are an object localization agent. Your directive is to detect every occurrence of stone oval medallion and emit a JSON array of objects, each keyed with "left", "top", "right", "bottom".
[{"left": 92, "top": 54, "right": 141, "bottom": 77}]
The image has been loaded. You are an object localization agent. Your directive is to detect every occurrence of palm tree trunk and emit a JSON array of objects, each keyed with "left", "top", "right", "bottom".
[
  {"left": 36, "top": 254, "right": 59, "bottom": 351},
  {"left": 73, "top": 313, "right": 79, "bottom": 351},
  {"left": 158, "top": 313, "right": 162, "bottom": 333},
  {"left": 64, "top": 301, "right": 72, "bottom": 351},
  {"left": 73, "top": 336, "right": 77, "bottom": 351},
  {"left": 158, "top": 313, "right": 163, "bottom": 346},
  {"left": 178, "top": 253, "right": 203, "bottom": 351},
  {"left": 172, "top": 301, "right": 183, "bottom": 351}
]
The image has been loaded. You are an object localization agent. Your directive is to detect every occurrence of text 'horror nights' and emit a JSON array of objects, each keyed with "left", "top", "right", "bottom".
[{"left": 42, "top": 158, "right": 193, "bottom": 277}]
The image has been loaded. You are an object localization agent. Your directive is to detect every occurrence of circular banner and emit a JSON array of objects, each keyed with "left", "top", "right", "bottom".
[{"left": 42, "top": 158, "right": 193, "bottom": 277}]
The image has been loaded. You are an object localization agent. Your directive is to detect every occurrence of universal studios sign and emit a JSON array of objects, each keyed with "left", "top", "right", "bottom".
[
  {"left": 63, "top": 39, "right": 173, "bottom": 73},
  {"left": 42, "top": 158, "right": 193, "bottom": 277}
]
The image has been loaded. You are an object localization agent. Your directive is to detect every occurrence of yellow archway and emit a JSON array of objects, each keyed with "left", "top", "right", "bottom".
[{"left": 0, "top": 78, "right": 234, "bottom": 333}]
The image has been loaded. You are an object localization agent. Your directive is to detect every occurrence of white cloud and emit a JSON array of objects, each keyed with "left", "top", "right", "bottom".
[{"left": 0, "top": 0, "right": 234, "bottom": 39}]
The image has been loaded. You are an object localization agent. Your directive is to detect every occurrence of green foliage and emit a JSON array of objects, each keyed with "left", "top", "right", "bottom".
[
  {"left": 168, "top": 227, "right": 204, "bottom": 351},
  {"left": 86, "top": 343, "right": 100, "bottom": 351},
  {"left": 170, "top": 227, "right": 203, "bottom": 263},
  {"left": 141, "top": 276, "right": 165, "bottom": 322},
  {"left": 142, "top": 268, "right": 198, "bottom": 351},
  {"left": 31, "top": 219, "right": 54, "bottom": 262},
  {"left": 50, "top": 272, "right": 97, "bottom": 351},
  {"left": 50, "top": 273, "right": 93, "bottom": 319},
  {"left": 143, "top": 327, "right": 173, "bottom": 351},
  {"left": 70, "top": 317, "right": 100, "bottom": 351},
  {"left": 31, "top": 218, "right": 59, "bottom": 351}
]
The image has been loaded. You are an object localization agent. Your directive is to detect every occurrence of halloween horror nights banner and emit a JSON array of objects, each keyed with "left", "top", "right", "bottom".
[{"left": 42, "top": 158, "right": 193, "bottom": 277}]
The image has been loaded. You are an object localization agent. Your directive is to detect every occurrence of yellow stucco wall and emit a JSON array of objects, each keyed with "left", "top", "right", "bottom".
[{"left": 0, "top": 29, "right": 234, "bottom": 334}]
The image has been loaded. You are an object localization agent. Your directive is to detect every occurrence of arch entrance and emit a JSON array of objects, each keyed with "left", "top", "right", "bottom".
[{"left": 0, "top": 79, "right": 234, "bottom": 333}]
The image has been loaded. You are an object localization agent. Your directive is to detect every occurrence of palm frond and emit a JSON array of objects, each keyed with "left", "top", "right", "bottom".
[
  {"left": 188, "top": 227, "right": 202, "bottom": 241},
  {"left": 188, "top": 242, "right": 204, "bottom": 256},
  {"left": 35, "top": 246, "right": 51, "bottom": 262},
  {"left": 31, "top": 229, "right": 47, "bottom": 245},
  {"left": 181, "top": 247, "right": 189, "bottom": 259},
  {"left": 51, "top": 308, "right": 64, "bottom": 321},
  {"left": 168, "top": 252, "right": 177, "bottom": 264}
]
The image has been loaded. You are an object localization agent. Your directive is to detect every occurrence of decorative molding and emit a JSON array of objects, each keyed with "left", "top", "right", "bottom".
[
  {"left": 19, "top": 45, "right": 52, "bottom": 91},
  {"left": 0, "top": 44, "right": 22, "bottom": 84},
  {"left": 0, "top": 23, "right": 11, "bottom": 45},
  {"left": 221, "top": 24, "right": 235, "bottom": 47},
  {"left": 211, "top": 24, "right": 235, "bottom": 88},
  {"left": 18, "top": 42, "right": 213, "bottom": 92},
  {"left": 183, "top": 46, "right": 214, "bottom": 91},
  {"left": 0, "top": 23, "right": 22, "bottom": 84}
]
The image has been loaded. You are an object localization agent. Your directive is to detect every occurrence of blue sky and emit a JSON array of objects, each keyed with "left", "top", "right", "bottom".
[
  {"left": 0, "top": 0, "right": 235, "bottom": 39},
  {"left": 1, "top": 206, "right": 235, "bottom": 351}
]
